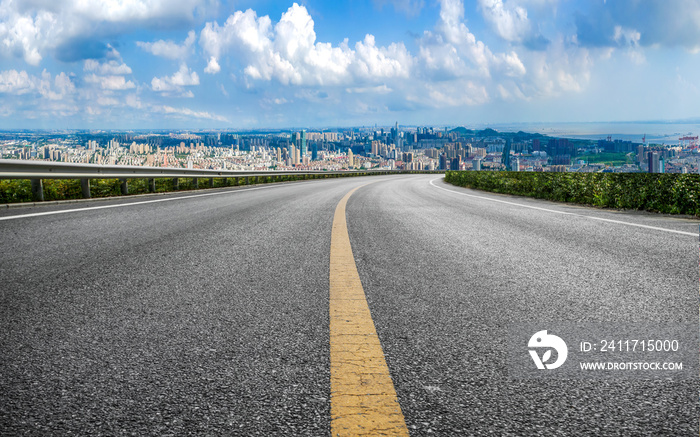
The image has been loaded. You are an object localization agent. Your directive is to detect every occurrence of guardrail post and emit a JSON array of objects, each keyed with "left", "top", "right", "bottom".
[
  {"left": 172, "top": 178, "right": 179, "bottom": 190},
  {"left": 245, "top": 176, "right": 250, "bottom": 185},
  {"left": 193, "top": 178, "right": 199, "bottom": 189},
  {"left": 80, "top": 178, "right": 91, "bottom": 199},
  {"left": 148, "top": 178, "right": 156, "bottom": 193},
  {"left": 30, "top": 179, "right": 44, "bottom": 201},
  {"left": 209, "top": 177, "right": 214, "bottom": 188},
  {"left": 120, "top": 178, "right": 128, "bottom": 195},
  {"left": 223, "top": 178, "right": 228, "bottom": 186}
]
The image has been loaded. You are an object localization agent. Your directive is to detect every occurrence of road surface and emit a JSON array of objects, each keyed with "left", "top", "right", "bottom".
[{"left": 1, "top": 174, "right": 697, "bottom": 435}]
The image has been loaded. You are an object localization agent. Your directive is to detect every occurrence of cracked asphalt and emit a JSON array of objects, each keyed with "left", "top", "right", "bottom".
[{"left": 1, "top": 175, "right": 698, "bottom": 435}]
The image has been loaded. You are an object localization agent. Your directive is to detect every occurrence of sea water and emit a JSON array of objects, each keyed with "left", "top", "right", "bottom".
[{"left": 479, "top": 122, "right": 700, "bottom": 145}]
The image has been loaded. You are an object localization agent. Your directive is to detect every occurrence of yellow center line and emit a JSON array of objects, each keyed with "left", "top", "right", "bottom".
[{"left": 330, "top": 185, "right": 409, "bottom": 437}]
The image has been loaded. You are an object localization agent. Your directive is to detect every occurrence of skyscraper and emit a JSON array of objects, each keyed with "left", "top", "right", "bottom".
[
  {"left": 290, "top": 144, "right": 297, "bottom": 166},
  {"left": 301, "top": 130, "right": 307, "bottom": 157},
  {"left": 393, "top": 122, "right": 400, "bottom": 149},
  {"left": 647, "top": 151, "right": 660, "bottom": 173},
  {"left": 501, "top": 139, "right": 512, "bottom": 169},
  {"left": 511, "top": 157, "right": 520, "bottom": 171}
]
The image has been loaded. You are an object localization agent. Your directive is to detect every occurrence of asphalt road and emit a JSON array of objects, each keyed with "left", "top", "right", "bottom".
[{"left": 1, "top": 175, "right": 698, "bottom": 435}]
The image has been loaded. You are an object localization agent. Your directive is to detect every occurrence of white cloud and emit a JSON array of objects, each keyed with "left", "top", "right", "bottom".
[
  {"left": 199, "top": 3, "right": 411, "bottom": 85},
  {"left": 199, "top": 9, "right": 271, "bottom": 67},
  {"left": 515, "top": 38, "right": 592, "bottom": 98},
  {"left": 204, "top": 56, "right": 221, "bottom": 73},
  {"left": 195, "top": 0, "right": 578, "bottom": 111},
  {"left": 125, "top": 93, "right": 143, "bottom": 109},
  {"left": 418, "top": 0, "right": 494, "bottom": 78},
  {"left": 352, "top": 35, "right": 412, "bottom": 79},
  {"left": 0, "top": 5, "right": 55, "bottom": 65},
  {"left": 97, "top": 96, "right": 119, "bottom": 106},
  {"left": 478, "top": 0, "right": 531, "bottom": 43},
  {"left": 427, "top": 81, "right": 490, "bottom": 106},
  {"left": 494, "top": 51, "right": 527, "bottom": 76},
  {"left": 0, "top": 0, "right": 631, "bottom": 124},
  {"left": 0, "top": 69, "right": 75, "bottom": 99},
  {"left": 151, "top": 63, "right": 199, "bottom": 96},
  {"left": 137, "top": 30, "right": 196, "bottom": 59},
  {"left": 346, "top": 84, "right": 393, "bottom": 94},
  {"left": 84, "top": 59, "right": 132, "bottom": 75},
  {"left": 82, "top": 53, "right": 136, "bottom": 93},
  {"left": 418, "top": 0, "right": 527, "bottom": 81},
  {"left": 70, "top": 0, "right": 212, "bottom": 22},
  {"left": 155, "top": 104, "right": 228, "bottom": 122},
  {"left": 38, "top": 70, "right": 76, "bottom": 100},
  {"left": 574, "top": 0, "right": 700, "bottom": 52},
  {"left": 85, "top": 74, "right": 136, "bottom": 90},
  {"left": 613, "top": 26, "right": 641, "bottom": 47},
  {"left": 0, "top": 70, "right": 35, "bottom": 94},
  {"left": 0, "top": 0, "right": 216, "bottom": 66},
  {"left": 613, "top": 25, "right": 645, "bottom": 64}
]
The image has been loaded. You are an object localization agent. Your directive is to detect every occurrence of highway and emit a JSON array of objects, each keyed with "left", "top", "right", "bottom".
[{"left": 1, "top": 174, "right": 697, "bottom": 435}]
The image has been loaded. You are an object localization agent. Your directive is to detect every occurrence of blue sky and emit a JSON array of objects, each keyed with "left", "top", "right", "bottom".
[{"left": 0, "top": 0, "right": 699, "bottom": 129}]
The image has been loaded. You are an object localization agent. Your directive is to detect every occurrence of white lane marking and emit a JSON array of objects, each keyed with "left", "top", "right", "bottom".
[
  {"left": 430, "top": 177, "right": 698, "bottom": 237},
  {"left": 0, "top": 184, "right": 283, "bottom": 222}
]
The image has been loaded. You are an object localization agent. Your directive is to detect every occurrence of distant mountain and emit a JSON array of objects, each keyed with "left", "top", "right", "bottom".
[
  {"left": 477, "top": 128, "right": 499, "bottom": 137},
  {"left": 450, "top": 126, "right": 550, "bottom": 141},
  {"left": 449, "top": 126, "right": 475, "bottom": 135}
]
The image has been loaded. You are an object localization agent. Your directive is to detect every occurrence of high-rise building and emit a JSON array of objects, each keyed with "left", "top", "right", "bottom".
[
  {"left": 647, "top": 151, "right": 660, "bottom": 173},
  {"left": 394, "top": 122, "right": 399, "bottom": 149},
  {"left": 547, "top": 138, "right": 574, "bottom": 165},
  {"left": 301, "top": 130, "right": 307, "bottom": 157},
  {"left": 312, "top": 143, "right": 318, "bottom": 161},
  {"left": 472, "top": 159, "right": 481, "bottom": 171},
  {"left": 439, "top": 154, "right": 447, "bottom": 170},
  {"left": 501, "top": 139, "right": 512, "bottom": 169},
  {"left": 289, "top": 144, "right": 297, "bottom": 165},
  {"left": 347, "top": 149, "right": 354, "bottom": 168}
]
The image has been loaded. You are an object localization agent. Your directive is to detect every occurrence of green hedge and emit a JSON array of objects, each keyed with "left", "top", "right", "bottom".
[
  {"left": 444, "top": 171, "right": 700, "bottom": 216},
  {"left": 0, "top": 171, "right": 441, "bottom": 204}
]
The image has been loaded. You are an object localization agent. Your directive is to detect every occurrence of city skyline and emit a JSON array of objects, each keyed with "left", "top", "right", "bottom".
[{"left": 0, "top": 0, "right": 699, "bottom": 129}]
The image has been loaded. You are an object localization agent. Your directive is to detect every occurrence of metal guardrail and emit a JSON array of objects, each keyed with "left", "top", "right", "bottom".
[
  {"left": 0, "top": 159, "right": 357, "bottom": 179},
  {"left": 0, "top": 159, "right": 443, "bottom": 202}
]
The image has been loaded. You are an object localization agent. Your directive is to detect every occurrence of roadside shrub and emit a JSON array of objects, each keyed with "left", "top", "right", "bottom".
[{"left": 445, "top": 171, "right": 700, "bottom": 216}]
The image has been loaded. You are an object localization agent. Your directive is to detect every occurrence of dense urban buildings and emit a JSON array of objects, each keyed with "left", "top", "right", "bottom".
[{"left": 1, "top": 126, "right": 698, "bottom": 174}]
